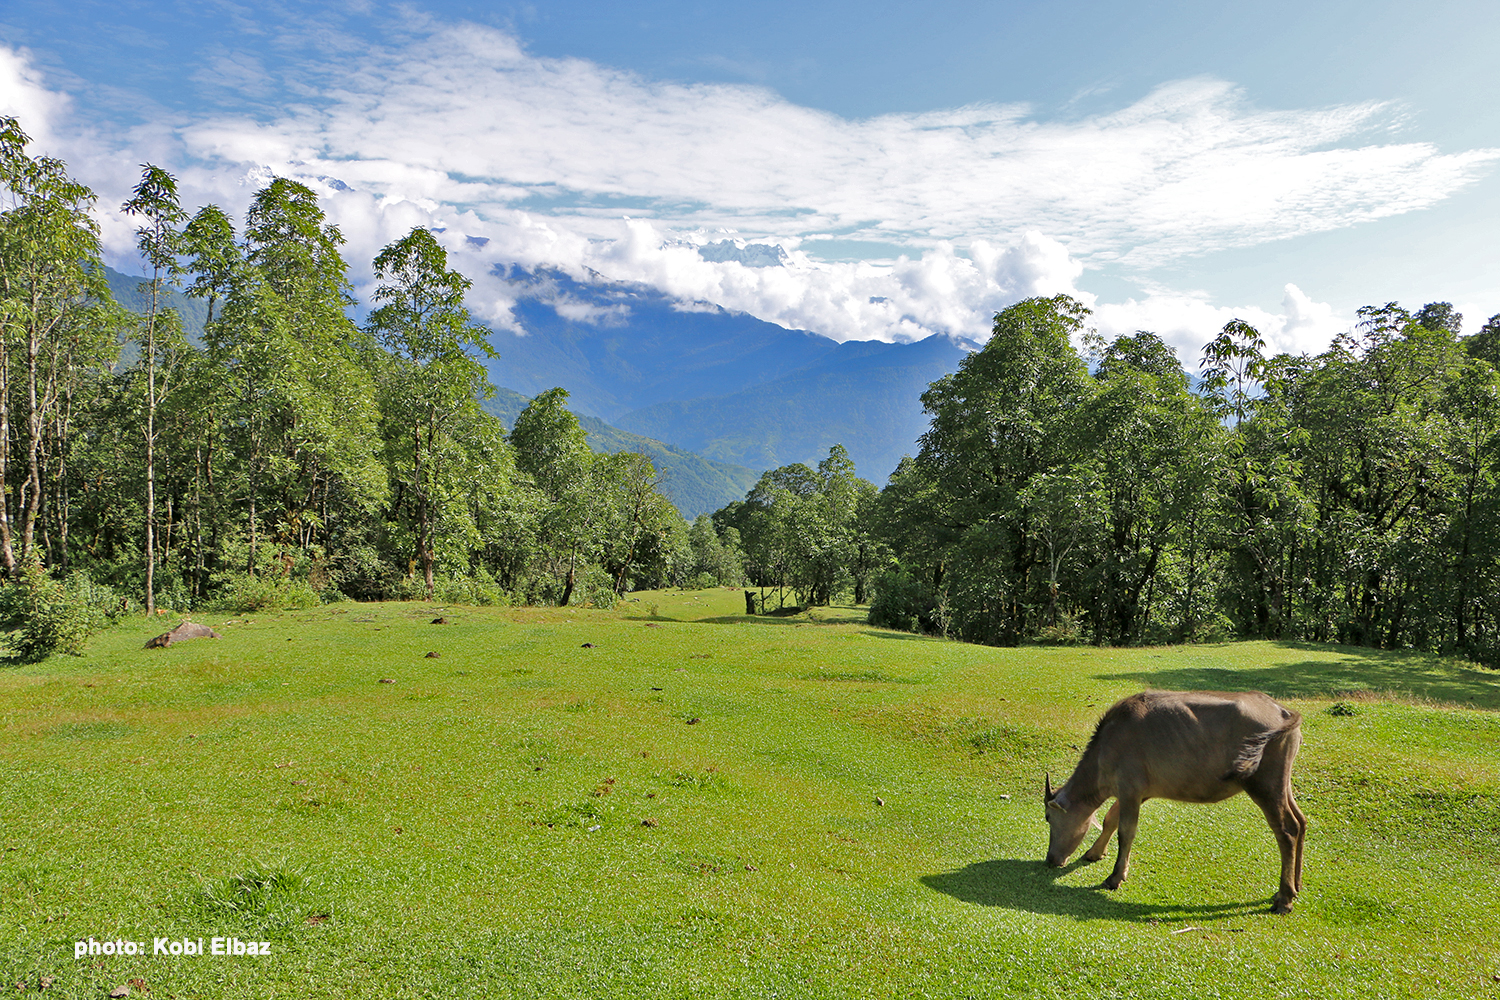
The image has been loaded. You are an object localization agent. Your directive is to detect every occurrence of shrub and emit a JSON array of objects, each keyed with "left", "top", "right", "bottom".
[
  {"left": 208, "top": 573, "right": 321, "bottom": 613},
  {"left": 1034, "top": 611, "right": 1085, "bottom": 646},
  {"left": 573, "top": 564, "right": 618, "bottom": 610},
  {"left": 62, "top": 570, "right": 129, "bottom": 621},
  {"left": 433, "top": 570, "right": 508, "bottom": 607},
  {"left": 867, "top": 568, "right": 939, "bottom": 634},
  {"left": 1, "top": 561, "right": 107, "bottom": 660}
]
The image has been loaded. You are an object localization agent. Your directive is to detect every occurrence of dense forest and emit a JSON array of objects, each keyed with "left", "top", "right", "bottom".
[{"left": 5, "top": 112, "right": 1500, "bottom": 667}]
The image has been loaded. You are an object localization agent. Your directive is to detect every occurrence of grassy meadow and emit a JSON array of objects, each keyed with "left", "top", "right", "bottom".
[{"left": 1, "top": 589, "right": 1498, "bottom": 998}]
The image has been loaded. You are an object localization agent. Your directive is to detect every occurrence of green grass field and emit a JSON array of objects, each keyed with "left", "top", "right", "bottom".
[{"left": 2, "top": 590, "right": 1497, "bottom": 998}]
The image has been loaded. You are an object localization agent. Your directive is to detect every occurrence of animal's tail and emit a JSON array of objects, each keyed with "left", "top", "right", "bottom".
[{"left": 1222, "top": 710, "right": 1302, "bottom": 782}]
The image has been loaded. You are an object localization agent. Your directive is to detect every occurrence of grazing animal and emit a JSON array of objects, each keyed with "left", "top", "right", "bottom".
[{"left": 1043, "top": 690, "right": 1306, "bottom": 913}]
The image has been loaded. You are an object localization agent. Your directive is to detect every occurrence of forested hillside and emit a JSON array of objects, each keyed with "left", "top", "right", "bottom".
[
  {"left": 485, "top": 267, "right": 974, "bottom": 480},
  {"left": 481, "top": 388, "right": 759, "bottom": 518}
]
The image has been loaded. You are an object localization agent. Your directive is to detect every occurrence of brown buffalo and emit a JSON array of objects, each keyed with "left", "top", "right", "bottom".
[{"left": 1043, "top": 690, "right": 1306, "bottom": 913}]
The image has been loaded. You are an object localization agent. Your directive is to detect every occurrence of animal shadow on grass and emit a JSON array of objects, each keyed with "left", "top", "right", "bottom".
[
  {"left": 1098, "top": 641, "right": 1500, "bottom": 710},
  {"left": 920, "top": 859, "right": 1267, "bottom": 922}
]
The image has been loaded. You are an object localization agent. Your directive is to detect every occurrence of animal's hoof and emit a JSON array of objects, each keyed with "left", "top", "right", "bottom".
[
  {"left": 1101, "top": 876, "right": 1124, "bottom": 890},
  {"left": 1272, "top": 897, "right": 1296, "bottom": 914},
  {"left": 1081, "top": 851, "right": 1104, "bottom": 864}
]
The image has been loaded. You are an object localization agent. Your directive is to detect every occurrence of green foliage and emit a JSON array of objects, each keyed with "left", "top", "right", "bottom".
[
  {"left": 431, "top": 570, "right": 510, "bottom": 607},
  {"left": 368, "top": 226, "right": 497, "bottom": 599},
  {"left": 207, "top": 572, "right": 322, "bottom": 613},
  {"left": 0, "top": 561, "right": 107, "bottom": 659},
  {"left": 867, "top": 567, "right": 939, "bottom": 634},
  {"left": 60, "top": 569, "right": 128, "bottom": 617},
  {"left": 1034, "top": 610, "right": 1085, "bottom": 646},
  {"left": 484, "top": 387, "right": 765, "bottom": 519},
  {"left": 572, "top": 563, "right": 619, "bottom": 609},
  {"left": 854, "top": 297, "right": 1500, "bottom": 662},
  {"left": 724, "top": 444, "right": 876, "bottom": 608}
]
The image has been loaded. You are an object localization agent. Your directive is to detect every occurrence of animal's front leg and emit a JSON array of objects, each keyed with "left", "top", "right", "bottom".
[
  {"left": 1081, "top": 800, "right": 1119, "bottom": 863},
  {"left": 1101, "top": 798, "right": 1140, "bottom": 890}
]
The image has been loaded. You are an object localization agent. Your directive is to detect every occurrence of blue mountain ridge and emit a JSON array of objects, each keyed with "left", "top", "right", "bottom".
[{"left": 484, "top": 267, "right": 975, "bottom": 485}]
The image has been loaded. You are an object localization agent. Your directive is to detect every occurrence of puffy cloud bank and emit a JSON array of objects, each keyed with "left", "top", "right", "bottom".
[{"left": 2, "top": 21, "right": 1492, "bottom": 350}]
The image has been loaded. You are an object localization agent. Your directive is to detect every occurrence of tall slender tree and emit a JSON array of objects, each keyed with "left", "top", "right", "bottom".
[{"left": 121, "top": 164, "right": 186, "bottom": 613}]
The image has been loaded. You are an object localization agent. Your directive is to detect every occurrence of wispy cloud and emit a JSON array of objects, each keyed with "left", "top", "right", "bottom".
[{"left": 177, "top": 24, "right": 1496, "bottom": 262}]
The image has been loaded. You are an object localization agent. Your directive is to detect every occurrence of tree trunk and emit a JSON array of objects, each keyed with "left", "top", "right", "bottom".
[
  {"left": 415, "top": 417, "right": 434, "bottom": 599},
  {"left": 560, "top": 546, "right": 577, "bottom": 607},
  {"left": 0, "top": 324, "right": 14, "bottom": 576}
]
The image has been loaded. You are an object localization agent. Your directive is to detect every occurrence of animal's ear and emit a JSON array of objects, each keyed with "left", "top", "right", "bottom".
[
  {"left": 1048, "top": 789, "right": 1070, "bottom": 812},
  {"left": 1044, "top": 773, "right": 1053, "bottom": 801}
]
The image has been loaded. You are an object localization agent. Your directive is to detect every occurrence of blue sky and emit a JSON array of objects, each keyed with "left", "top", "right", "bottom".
[{"left": 3, "top": 0, "right": 1497, "bottom": 359}]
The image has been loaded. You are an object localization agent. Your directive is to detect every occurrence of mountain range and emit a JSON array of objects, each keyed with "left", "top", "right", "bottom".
[{"left": 485, "top": 267, "right": 973, "bottom": 485}]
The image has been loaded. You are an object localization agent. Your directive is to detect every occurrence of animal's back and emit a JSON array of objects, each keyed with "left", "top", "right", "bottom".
[{"left": 1093, "top": 690, "right": 1300, "bottom": 803}]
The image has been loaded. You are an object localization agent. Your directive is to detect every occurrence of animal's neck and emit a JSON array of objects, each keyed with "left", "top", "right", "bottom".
[{"left": 1064, "top": 744, "right": 1108, "bottom": 809}]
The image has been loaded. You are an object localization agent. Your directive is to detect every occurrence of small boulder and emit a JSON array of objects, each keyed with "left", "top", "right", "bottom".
[
  {"left": 144, "top": 621, "right": 222, "bottom": 649},
  {"left": 424, "top": 651, "right": 440, "bottom": 659}
]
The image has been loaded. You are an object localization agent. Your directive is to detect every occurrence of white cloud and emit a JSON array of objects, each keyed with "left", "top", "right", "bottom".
[
  {"left": 0, "top": 27, "right": 1490, "bottom": 347},
  {"left": 0, "top": 45, "right": 70, "bottom": 153},
  {"left": 1091, "top": 282, "right": 1349, "bottom": 363},
  {"left": 172, "top": 26, "right": 1495, "bottom": 263}
]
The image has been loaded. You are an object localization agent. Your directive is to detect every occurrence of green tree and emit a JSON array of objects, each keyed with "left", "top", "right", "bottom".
[
  {"left": 206, "top": 179, "right": 384, "bottom": 578},
  {"left": 367, "top": 226, "right": 495, "bottom": 598},
  {"left": 1414, "top": 301, "right": 1462, "bottom": 336},
  {"left": 1463, "top": 313, "right": 1500, "bottom": 368},
  {"left": 509, "top": 388, "right": 597, "bottom": 605},
  {"left": 913, "top": 295, "right": 1094, "bottom": 644},
  {"left": 1082, "top": 331, "right": 1217, "bottom": 643},
  {"left": 121, "top": 164, "right": 187, "bottom": 613},
  {"left": 1438, "top": 356, "right": 1500, "bottom": 656},
  {"left": 0, "top": 116, "right": 119, "bottom": 577}
]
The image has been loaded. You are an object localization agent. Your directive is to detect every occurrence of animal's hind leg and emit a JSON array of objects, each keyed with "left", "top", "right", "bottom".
[
  {"left": 1286, "top": 792, "right": 1306, "bottom": 894},
  {"left": 1247, "top": 785, "right": 1302, "bottom": 913},
  {"left": 1082, "top": 800, "right": 1119, "bottom": 863}
]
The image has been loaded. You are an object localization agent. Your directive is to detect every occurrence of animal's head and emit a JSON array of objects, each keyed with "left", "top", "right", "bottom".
[{"left": 1043, "top": 773, "right": 1099, "bottom": 867}]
